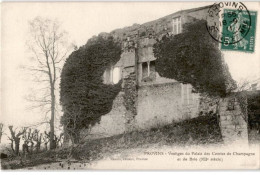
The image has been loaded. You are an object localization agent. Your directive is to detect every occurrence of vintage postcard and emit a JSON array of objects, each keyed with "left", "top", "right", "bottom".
[{"left": 0, "top": 1, "right": 260, "bottom": 170}]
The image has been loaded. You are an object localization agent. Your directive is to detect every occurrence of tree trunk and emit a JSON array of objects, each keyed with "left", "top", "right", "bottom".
[
  {"left": 14, "top": 138, "right": 20, "bottom": 156},
  {"left": 36, "top": 142, "right": 40, "bottom": 153},
  {"left": 10, "top": 140, "right": 15, "bottom": 153},
  {"left": 30, "top": 141, "right": 34, "bottom": 154},
  {"left": 68, "top": 135, "right": 77, "bottom": 159},
  {"left": 45, "top": 143, "right": 48, "bottom": 151},
  {"left": 72, "top": 131, "right": 80, "bottom": 144},
  {"left": 49, "top": 84, "right": 56, "bottom": 150}
]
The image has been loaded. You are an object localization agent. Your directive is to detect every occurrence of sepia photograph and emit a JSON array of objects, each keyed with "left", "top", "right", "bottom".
[{"left": 0, "top": 1, "right": 260, "bottom": 170}]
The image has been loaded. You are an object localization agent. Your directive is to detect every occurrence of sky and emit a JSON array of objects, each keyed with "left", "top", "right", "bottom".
[{"left": 1, "top": 2, "right": 260, "bottom": 142}]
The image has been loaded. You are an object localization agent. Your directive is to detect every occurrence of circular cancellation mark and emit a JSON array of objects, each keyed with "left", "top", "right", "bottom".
[{"left": 206, "top": 2, "right": 252, "bottom": 45}]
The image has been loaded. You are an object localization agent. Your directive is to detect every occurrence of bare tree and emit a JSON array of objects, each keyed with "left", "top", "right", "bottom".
[
  {"left": 8, "top": 126, "right": 27, "bottom": 155},
  {"left": 43, "top": 132, "right": 50, "bottom": 151},
  {"left": 23, "top": 128, "right": 35, "bottom": 154},
  {"left": 32, "top": 129, "right": 43, "bottom": 153},
  {"left": 54, "top": 132, "right": 64, "bottom": 148},
  {"left": 25, "top": 17, "right": 72, "bottom": 149}
]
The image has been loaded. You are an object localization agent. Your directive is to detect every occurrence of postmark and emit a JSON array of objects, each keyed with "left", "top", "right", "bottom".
[{"left": 206, "top": 2, "right": 256, "bottom": 52}]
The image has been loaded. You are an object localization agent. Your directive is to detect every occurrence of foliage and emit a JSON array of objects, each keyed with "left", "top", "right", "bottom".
[
  {"left": 247, "top": 90, "right": 260, "bottom": 130},
  {"left": 123, "top": 73, "right": 137, "bottom": 114},
  {"left": 248, "top": 91, "right": 260, "bottom": 114},
  {"left": 153, "top": 20, "right": 236, "bottom": 97},
  {"left": 60, "top": 35, "right": 122, "bottom": 142},
  {"left": 140, "top": 31, "right": 146, "bottom": 37}
]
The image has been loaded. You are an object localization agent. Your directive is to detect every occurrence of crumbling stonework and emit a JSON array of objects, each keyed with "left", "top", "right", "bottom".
[
  {"left": 198, "top": 94, "right": 249, "bottom": 145},
  {"left": 79, "top": 5, "right": 249, "bottom": 145},
  {"left": 123, "top": 73, "right": 138, "bottom": 132},
  {"left": 218, "top": 96, "right": 248, "bottom": 145},
  {"left": 82, "top": 92, "right": 127, "bottom": 139},
  {"left": 109, "top": 6, "right": 212, "bottom": 42}
]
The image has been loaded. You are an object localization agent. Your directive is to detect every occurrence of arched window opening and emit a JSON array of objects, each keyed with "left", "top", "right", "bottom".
[
  {"left": 112, "top": 67, "right": 121, "bottom": 84},
  {"left": 103, "top": 67, "right": 121, "bottom": 84}
]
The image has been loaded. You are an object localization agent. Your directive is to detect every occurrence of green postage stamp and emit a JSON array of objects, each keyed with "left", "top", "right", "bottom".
[{"left": 221, "top": 9, "right": 257, "bottom": 53}]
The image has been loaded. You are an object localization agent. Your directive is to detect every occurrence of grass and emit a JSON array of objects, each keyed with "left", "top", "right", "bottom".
[{"left": 1, "top": 115, "right": 223, "bottom": 169}]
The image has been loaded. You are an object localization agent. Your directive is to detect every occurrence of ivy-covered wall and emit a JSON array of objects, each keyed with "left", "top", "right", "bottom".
[
  {"left": 123, "top": 73, "right": 138, "bottom": 131},
  {"left": 60, "top": 35, "right": 122, "bottom": 142},
  {"left": 153, "top": 19, "right": 237, "bottom": 97},
  {"left": 61, "top": 6, "right": 242, "bottom": 143}
]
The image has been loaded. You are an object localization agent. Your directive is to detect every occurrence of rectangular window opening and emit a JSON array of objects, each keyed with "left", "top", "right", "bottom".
[
  {"left": 142, "top": 61, "right": 156, "bottom": 82},
  {"left": 172, "top": 17, "right": 182, "bottom": 35}
]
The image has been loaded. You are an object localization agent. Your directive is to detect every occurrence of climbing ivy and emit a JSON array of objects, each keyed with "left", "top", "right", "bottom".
[
  {"left": 123, "top": 73, "right": 137, "bottom": 116},
  {"left": 153, "top": 20, "right": 236, "bottom": 97},
  {"left": 60, "top": 35, "right": 122, "bottom": 142}
]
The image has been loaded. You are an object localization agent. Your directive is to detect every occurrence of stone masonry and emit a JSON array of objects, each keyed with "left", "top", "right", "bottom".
[
  {"left": 80, "top": 5, "right": 249, "bottom": 145},
  {"left": 219, "top": 95, "right": 248, "bottom": 144}
]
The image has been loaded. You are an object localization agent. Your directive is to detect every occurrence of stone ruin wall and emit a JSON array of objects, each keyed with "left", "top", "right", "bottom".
[
  {"left": 80, "top": 6, "right": 248, "bottom": 144},
  {"left": 84, "top": 89, "right": 248, "bottom": 146},
  {"left": 219, "top": 95, "right": 248, "bottom": 145},
  {"left": 135, "top": 83, "right": 186, "bottom": 130},
  {"left": 199, "top": 94, "right": 248, "bottom": 145},
  {"left": 83, "top": 35, "right": 201, "bottom": 140},
  {"left": 82, "top": 35, "right": 248, "bottom": 145},
  {"left": 81, "top": 55, "right": 248, "bottom": 145},
  {"left": 81, "top": 44, "right": 248, "bottom": 145}
]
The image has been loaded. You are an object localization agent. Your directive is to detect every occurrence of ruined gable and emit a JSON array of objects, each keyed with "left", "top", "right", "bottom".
[
  {"left": 89, "top": 6, "right": 212, "bottom": 139},
  {"left": 79, "top": 5, "right": 248, "bottom": 145}
]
